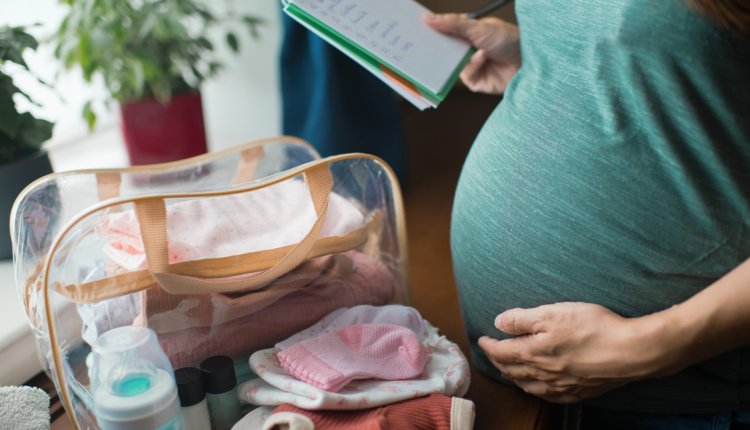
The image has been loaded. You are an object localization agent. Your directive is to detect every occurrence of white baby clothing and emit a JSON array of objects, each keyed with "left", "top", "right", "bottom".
[
  {"left": 239, "top": 319, "right": 470, "bottom": 410},
  {"left": 98, "top": 179, "right": 364, "bottom": 271}
]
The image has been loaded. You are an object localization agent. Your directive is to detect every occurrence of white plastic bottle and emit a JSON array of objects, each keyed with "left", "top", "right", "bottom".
[{"left": 91, "top": 326, "right": 182, "bottom": 430}]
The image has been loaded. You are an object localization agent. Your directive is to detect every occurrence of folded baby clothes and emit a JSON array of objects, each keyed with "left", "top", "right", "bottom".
[
  {"left": 97, "top": 179, "right": 365, "bottom": 271},
  {"left": 155, "top": 251, "right": 397, "bottom": 368},
  {"left": 277, "top": 324, "right": 427, "bottom": 392},
  {"left": 275, "top": 305, "right": 428, "bottom": 351},
  {"left": 259, "top": 394, "right": 476, "bottom": 430},
  {"left": 239, "top": 319, "right": 470, "bottom": 410},
  {"left": 80, "top": 254, "right": 335, "bottom": 345},
  {"left": 142, "top": 254, "right": 336, "bottom": 334}
]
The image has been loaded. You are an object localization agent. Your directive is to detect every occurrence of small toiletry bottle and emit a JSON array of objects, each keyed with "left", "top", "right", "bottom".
[
  {"left": 200, "top": 356, "right": 242, "bottom": 430},
  {"left": 175, "top": 368, "right": 211, "bottom": 430},
  {"left": 91, "top": 326, "right": 182, "bottom": 430}
]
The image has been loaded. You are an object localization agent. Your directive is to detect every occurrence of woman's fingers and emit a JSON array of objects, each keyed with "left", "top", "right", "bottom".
[
  {"left": 460, "top": 49, "right": 488, "bottom": 90},
  {"left": 513, "top": 378, "right": 631, "bottom": 403},
  {"left": 496, "top": 364, "right": 562, "bottom": 383},
  {"left": 495, "top": 307, "right": 548, "bottom": 335},
  {"left": 426, "top": 13, "right": 521, "bottom": 95},
  {"left": 425, "top": 13, "right": 498, "bottom": 48},
  {"left": 424, "top": 13, "right": 476, "bottom": 39},
  {"left": 478, "top": 335, "right": 534, "bottom": 365},
  {"left": 512, "top": 380, "right": 582, "bottom": 403}
]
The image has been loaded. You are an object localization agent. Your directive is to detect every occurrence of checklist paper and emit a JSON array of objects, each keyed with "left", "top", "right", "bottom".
[{"left": 282, "top": 0, "right": 473, "bottom": 109}]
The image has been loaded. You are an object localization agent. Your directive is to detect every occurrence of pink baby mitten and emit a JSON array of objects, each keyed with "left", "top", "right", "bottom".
[{"left": 277, "top": 323, "right": 427, "bottom": 392}]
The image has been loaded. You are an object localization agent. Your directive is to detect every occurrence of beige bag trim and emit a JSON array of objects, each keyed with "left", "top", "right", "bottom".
[
  {"left": 39, "top": 149, "right": 408, "bottom": 430},
  {"left": 95, "top": 146, "right": 268, "bottom": 200},
  {"left": 95, "top": 172, "right": 122, "bottom": 201},
  {"left": 55, "top": 213, "right": 381, "bottom": 303}
]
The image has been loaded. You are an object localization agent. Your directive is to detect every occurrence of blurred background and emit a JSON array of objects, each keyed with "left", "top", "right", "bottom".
[{"left": 2, "top": 0, "right": 282, "bottom": 169}]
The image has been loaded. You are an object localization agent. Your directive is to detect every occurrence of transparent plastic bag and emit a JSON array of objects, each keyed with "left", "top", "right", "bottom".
[{"left": 11, "top": 137, "right": 408, "bottom": 429}]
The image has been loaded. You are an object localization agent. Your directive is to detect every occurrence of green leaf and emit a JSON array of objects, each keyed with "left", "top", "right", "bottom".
[
  {"left": 0, "top": 43, "right": 29, "bottom": 70},
  {"left": 242, "top": 16, "right": 264, "bottom": 26},
  {"left": 135, "top": 68, "right": 146, "bottom": 98},
  {"left": 14, "top": 112, "right": 53, "bottom": 149},
  {"left": 242, "top": 16, "right": 264, "bottom": 40},
  {"left": 0, "top": 26, "right": 39, "bottom": 71},
  {"left": 11, "top": 27, "right": 38, "bottom": 51},
  {"left": 151, "top": 79, "right": 172, "bottom": 103},
  {"left": 207, "top": 61, "right": 222, "bottom": 76},
  {"left": 226, "top": 32, "right": 239, "bottom": 53},
  {"left": 78, "top": 32, "right": 93, "bottom": 80},
  {"left": 139, "top": 13, "right": 157, "bottom": 39},
  {"left": 0, "top": 75, "right": 23, "bottom": 138},
  {"left": 190, "top": 65, "right": 204, "bottom": 82},
  {"left": 58, "top": 15, "right": 70, "bottom": 36},
  {"left": 0, "top": 131, "right": 17, "bottom": 164},
  {"left": 0, "top": 25, "right": 53, "bottom": 154},
  {"left": 196, "top": 37, "right": 213, "bottom": 50},
  {"left": 82, "top": 101, "right": 96, "bottom": 130}
]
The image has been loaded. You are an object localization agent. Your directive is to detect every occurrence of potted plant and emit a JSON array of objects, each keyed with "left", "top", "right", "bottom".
[
  {"left": 0, "top": 26, "right": 55, "bottom": 259},
  {"left": 53, "top": 0, "right": 262, "bottom": 165}
]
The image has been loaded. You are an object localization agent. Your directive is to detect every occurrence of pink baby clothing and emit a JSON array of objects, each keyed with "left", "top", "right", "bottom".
[
  {"left": 97, "top": 179, "right": 364, "bottom": 271},
  {"left": 240, "top": 319, "right": 470, "bottom": 410},
  {"left": 152, "top": 251, "right": 398, "bottom": 369},
  {"left": 262, "top": 395, "right": 476, "bottom": 430},
  {"left": 275, "top": 305, "right": 428, "bottom": 352},
  {"left": 142, "top": 254, "right": 335, "bottom": 334},
  {"left": 277, "top": 324, "right": 427, "bottom": 392}
]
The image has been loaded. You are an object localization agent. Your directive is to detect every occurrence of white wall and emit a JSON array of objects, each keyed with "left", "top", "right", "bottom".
[
  {"left": 0, "top": 0, "right": 282, "bottom": 161},
  {"left": 202, "top": 0, "right": 283, "bottom": 151}
]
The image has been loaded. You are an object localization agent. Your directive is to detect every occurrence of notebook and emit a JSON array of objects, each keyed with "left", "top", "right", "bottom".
[{"left": 281, "top": 0, "right": 473, "bottom": 110}]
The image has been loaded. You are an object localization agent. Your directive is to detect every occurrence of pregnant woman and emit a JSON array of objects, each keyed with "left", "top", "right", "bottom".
[{"left": 428, "top": 1, "right": 750, "bottom": 428}]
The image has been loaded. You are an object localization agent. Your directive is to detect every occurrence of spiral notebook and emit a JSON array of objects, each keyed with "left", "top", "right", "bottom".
[{"left": 281, "top": 0, "right": 473, "bottom": 110}]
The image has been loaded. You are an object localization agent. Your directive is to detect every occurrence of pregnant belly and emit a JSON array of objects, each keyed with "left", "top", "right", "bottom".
[{"left": 450, "top": 131, "right": 743, "bottom": 344}]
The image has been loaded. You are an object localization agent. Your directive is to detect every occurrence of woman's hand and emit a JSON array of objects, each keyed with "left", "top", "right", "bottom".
[
  {"left": 425, "top": 13, "right": 521, "bottom": 95},
  {"left": 478, "top": 302, "right": 685, "bottom": 403}
]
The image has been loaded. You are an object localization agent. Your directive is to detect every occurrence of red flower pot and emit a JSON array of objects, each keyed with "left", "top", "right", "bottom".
[{"left": 120, "top": 91, "right": 208, "bottom": 165}]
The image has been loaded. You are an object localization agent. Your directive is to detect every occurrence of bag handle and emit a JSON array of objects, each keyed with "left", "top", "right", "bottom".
[
  {"left": 54, "top": 213, "right": 380, "bottom": 303},
  {"left": 95, "top": 146, "right": 265, "bottom": 201},
  {"left": 133, "top": 164, "right": 333, "bottom": 295}
]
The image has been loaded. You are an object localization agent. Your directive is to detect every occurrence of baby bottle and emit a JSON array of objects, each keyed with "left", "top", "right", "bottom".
[{"left": 91, "top": 326, "right": 182, "bottom": 430}]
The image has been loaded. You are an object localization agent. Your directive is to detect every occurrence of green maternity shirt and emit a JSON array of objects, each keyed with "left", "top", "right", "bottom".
[{"left": 451, "top": 0, "right": 750, "bottom": 413}]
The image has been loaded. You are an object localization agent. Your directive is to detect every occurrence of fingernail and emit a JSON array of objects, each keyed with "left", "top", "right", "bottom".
[
  {"left": 424, "top": 12, "right": 438, "bottom": 23},
  {"left": 494, "top": 313, "right": 504, "bottom": 329}
]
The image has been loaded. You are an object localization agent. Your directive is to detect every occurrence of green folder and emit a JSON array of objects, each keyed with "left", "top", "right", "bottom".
[{"left": 282, "top": 0, "right": 473, "bottom": 110}]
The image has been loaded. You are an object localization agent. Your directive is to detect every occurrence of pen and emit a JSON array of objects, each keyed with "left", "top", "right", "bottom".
[{"left": 466, "top": 0, "right": 512, "bottom": 19}]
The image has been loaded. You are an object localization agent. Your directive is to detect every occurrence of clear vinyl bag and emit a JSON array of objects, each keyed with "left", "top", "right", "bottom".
[{"left": 10, "top": 137, "right": 408, "bottom": 429}]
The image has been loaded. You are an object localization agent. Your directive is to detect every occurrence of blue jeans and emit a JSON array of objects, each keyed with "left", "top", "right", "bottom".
[
  {"left": 580, "top": 408, "right": 750, "bottom": 430},
  {"left": 280, "top": 14, "right": 406, "bottom": 182}
]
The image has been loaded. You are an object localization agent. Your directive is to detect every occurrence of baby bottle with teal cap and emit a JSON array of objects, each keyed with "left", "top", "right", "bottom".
[{"left": 91, "top": 326, "right": 182, "bottom": 430}]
